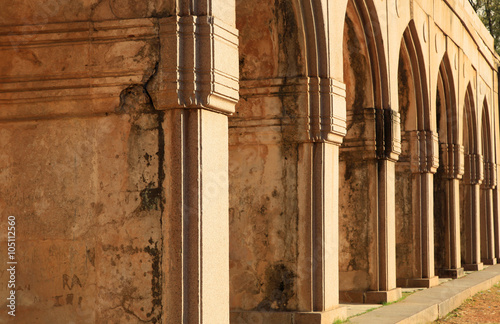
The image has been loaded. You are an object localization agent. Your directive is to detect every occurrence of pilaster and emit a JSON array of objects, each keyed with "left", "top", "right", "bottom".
[
  {"left": 437, "top": 144, "right": 465, "bottom": 278},
  {"left": 481, "top": 162, "right": 497, "bottom": 265},
  {"left": 373, "top": 109, "right": 402, "bottom": 300},
  {"left": 397, "top": 130, "right": 440, "bottom": 288},
  {"left": 463, "top": 153, "right": 484, "bottom": 271},
  {"left": 150, "top": 13, "right": 239, "bottom": 324}
]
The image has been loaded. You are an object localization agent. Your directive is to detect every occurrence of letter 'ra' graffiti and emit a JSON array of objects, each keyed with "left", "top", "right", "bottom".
[{"left": 62, "top": 274, "right": 82, "bottom": 290}]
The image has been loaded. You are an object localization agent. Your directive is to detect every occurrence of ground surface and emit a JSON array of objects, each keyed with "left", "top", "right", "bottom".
[{"left": 434, "top": 283, "right": 500, "bottom": 323}]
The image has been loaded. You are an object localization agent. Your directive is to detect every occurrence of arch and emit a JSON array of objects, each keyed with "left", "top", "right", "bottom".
[
  {"left": 481, "top": 100, "right": 493, "bottom": 165},
  {"left": 398, "top": 20, "right": 430, "bottom": 131},
  {"left": 480, "top": 99, "right": 497, "bottom": 264},
  {"left": 395, "top": 19, "right": 437, "bottom": 287},
  {"left": 435, "top": 53, "right": 458, "bottom": 144},
  {"left": 433, "top": 52, "right": 463, "bottom": 278},
  {"left": 459, "top": 83, "right": 483, "bottom": 270},
  {"left": 463, "top": 84, "right": 478, "bottom": 156},
  {"left": 230, "top": 0, "right": 348, "bottom": 315}
]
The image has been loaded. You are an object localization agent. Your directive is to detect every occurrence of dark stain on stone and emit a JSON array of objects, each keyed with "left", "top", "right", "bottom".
[
  {"left": 144, "top": 239, "right": 161, "bottom": 323},
  {"left": 139, "top": 184, "right": 161, "bottom": 211},
  {"left": 344, "top": 14, "right": 368, "bottom": 134},
  {"left": 398, "top": 49, "right": 410, "bottom": 129},
  {"left": 86, "top": 247, "right": 96, "bottom": 267},
  {"left": 144, "top": 152, "right": 152, "bottom": 166},
  {"left": 256, "top": 263, "right": 296, "bottom": 311},
  {"left": 116, "top": 84, "right": 155, "bottom": 115}
]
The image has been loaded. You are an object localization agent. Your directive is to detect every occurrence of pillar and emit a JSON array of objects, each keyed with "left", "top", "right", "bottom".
[
  {"left": 463, "top": 153, "right": 484, "bottom": 271},
  {"left": 397, "top": 130, "right": 439, "bottom": 288},
  {"left": 146, "top": 5, "right": 239, "bottom": 323},
  {"left": 480, "top": 161, "right": 497, "bottom": 264},
  {"left": 367, "top": 109, "right": 403, "bottom": 302},
  {"left": 438, "top": 143, "right": 465, "bottom": 278}
]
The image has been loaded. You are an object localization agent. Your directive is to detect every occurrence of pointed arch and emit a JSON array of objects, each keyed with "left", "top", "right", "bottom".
[
  {"left": 463, "top": 84, "right": 478, "bottom": 157},
  {"left": 433, "top": 52, "right": 464, "bottom": 278},
  {"left": 398, "top": 20, "right": 430, "bottom": 131},
  {"left": 436, "top": 53, "right": 458, "bottom": 144},
  {"left": 480, "top": 99, "right": 497, "bottom": 264},
  {"left": 460, "top": 83, "right": 483, "bottom": 270},
  {"left": 339, "top": 0, "right": 391, "bottom": 301},
  {"left": 396, "top": 20, "right": 438, "bottom": 287},
  {"left": 481, "top": 99, "right": 493, "bottom": 166}
]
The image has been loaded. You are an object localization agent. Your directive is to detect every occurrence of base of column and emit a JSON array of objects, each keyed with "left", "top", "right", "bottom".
[
  {"left": 339, "top": 288, "right": 402, "bottom": 304},
  {"left": 482, "top": 258, "right": 497, "bottom": 265},
  {"left": 365, "top": 288, "right": 402, "bottom": 304},
  {"left": 230, "top": 307, "right": 347, "bottom": 324},
  {"left": 463, "top": 262, "right": 484, "bottom": 271},
  {"left": 438, "top": 268, "right": 465, "bottom": 279},
  {"left": 396, "top": 276, "right": 439, "bottom": 288}
]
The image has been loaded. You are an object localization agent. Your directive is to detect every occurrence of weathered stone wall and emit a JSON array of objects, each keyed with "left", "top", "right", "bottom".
[
  {"left": 229, "top": 0, "right": 305, "bottom": 311},
  {"left": 0, "top": 2, "right": 166, "bottom": 322}
]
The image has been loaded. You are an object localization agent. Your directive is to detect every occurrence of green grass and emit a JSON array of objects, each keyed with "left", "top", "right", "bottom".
[{"left": 333, "top": 290, "right": 419, "bottom": 323}]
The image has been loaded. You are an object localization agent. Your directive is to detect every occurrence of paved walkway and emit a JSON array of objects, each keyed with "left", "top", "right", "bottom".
[{"left": 345, "top": 264, "right": 500, "bottom": 323}]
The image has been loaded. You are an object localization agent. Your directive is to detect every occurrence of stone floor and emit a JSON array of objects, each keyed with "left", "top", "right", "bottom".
[{"left": 341, "top": 265, "right": 500, "bottom": 323}]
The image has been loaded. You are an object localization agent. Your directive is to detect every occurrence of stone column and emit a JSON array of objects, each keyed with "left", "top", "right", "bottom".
[
  {"left": 495, "top": 165, "right": 500, "bottom": 260},
  {"left": 294, "top": 77, "right": 347, "bottom": 323},
  {"left": 397, "top": 130, "right": 439, "bottom": 288},
  {"left": 365, "top": 109, "right": 402, "bottom": 303},
  {"left": 480, "top": 161, "right": 497, "bottom": 265},
  {"left": 463, "top": 153, "right": 484, "bottom": 271},
  {"left": 147, "top": 10, "right": 239, "bottom": 324},
  {"left": 438, "top": 144, "right": 465, "bottom": 278}
]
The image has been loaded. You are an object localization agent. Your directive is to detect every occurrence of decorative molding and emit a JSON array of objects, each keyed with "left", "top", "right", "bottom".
[
  {"left": 0, "top": 19, "right": 157, "bottom": 48},
  {"left": 236, "top": 77, "right": 347, "bottom": 145},
  {"left": 440, "top": 143, "right": 465, "bottom": 179},
  {"left": 148, "top": 16, "right": 239, "bottom": 115},
  {"left": 410, "top": 130, "right": 439, "bottom": 173},
  {"left": 341, "top": 107, "right": 377, "bottom": 159},
  {"left": 308, "top": 77, "right": 347, "bottom": 145},
  {"left": 376, "top": 109, "right": 402, "bottom": 161},
  {"left": 0, "top": 19, "right": 158, "bottom": 106},
  {"left": 482, "top": 161, "right": 496, "bottom": 189},
  {"left": 464, "top": 153, "right": 484, "bottom": 185}
]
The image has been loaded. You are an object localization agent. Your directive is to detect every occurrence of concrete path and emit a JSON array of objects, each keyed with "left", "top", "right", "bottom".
[{"left": 348, "top": 264, "right": 500, "bottom": 323}]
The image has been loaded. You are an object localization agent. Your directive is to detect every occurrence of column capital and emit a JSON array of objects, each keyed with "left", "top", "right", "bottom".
[
  {"left": 482, "top": 161, "right": 496, "bottom": 189},
  {"left": 148, "top": 16, "right": 239, "bottom": 115},
  {"left": 441, "top": 143, "right": 465, "bottom": 179},
  {"left": 376, "top": 108, "right": 402, "bottom": 161},
  {"left": 410, "top": 130, "right": 439, "bottom": 174},
  {"left": 463, "top": 153, "right": 484, "bottom": 185},
  {"left": 308, "top": 77, "right": 347, "bottom": 145}
]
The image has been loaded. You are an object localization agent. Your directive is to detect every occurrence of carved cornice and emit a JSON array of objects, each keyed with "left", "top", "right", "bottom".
[
  {"left": 410, "top": 130, "right": 439, "bottom": 174},
  {"left": 148, "top": 16, "right": 239, "bottom": 115},
  {"left": 440, "top": 143, "right": 465, "bottom": 179}
]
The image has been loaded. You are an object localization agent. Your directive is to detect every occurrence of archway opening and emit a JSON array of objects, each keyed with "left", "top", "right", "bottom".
[
  {"left": 432, "top": 55, "right": 462, "bottom": 278},
  {"left": 459, "top": 84, "right": 482, "bottom": 270},
  {"left": 338, "top": 0, "right": 388, "bottom": 302},
  {"left": 395, "top": 21, "right": 436, "bottom": 287}
]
